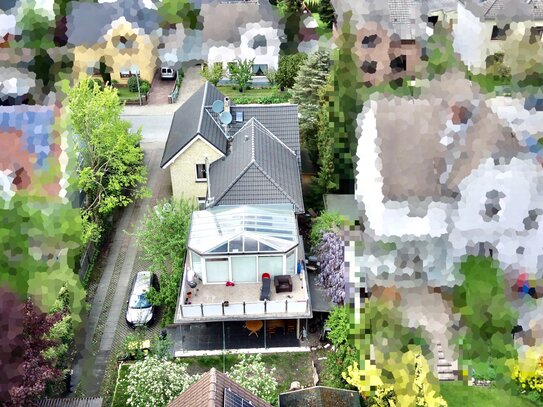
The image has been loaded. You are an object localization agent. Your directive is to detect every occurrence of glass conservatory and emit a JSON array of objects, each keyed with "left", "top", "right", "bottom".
[{"left": 186, "top": 204, "right": 300, "bottom": 284}]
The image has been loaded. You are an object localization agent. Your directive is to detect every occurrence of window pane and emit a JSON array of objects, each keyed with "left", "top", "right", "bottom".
[
  {"left": 191, "top": 252, "right": 202, "bottom": 277},
  {"left": 210, "top": 243, "right": 228, "bottom": 253},
  {"left": 259, "top": 242, "right": 276, "bottom": 252},
  {"left": 229, "top": 237, "right": 243, "bottom": 253},
  {"left": 196, "top": 164, "right": 206, "bottom": 179},
  {"left": 232, "top": 256, "right": 257, "bottom": 282},
  {"left": 286, "top": 250, "right": 296, "bottom": 275},
  {"left": 244, "top": 237, "right": 258, "bottom": 252},
  {"left": 258, "top": 256, "right": 283, "bottom": 279},
  {"left": 206, "top": 258, "right": 229, "bottom": 283}
]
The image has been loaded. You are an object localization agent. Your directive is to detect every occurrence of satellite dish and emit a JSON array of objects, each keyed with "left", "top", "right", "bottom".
[
  {"left": 219, "top": 111, "right": 232, "bottom": 125},
  {"left": 212, "top": 100, "right": 224, "bottom": 113}
]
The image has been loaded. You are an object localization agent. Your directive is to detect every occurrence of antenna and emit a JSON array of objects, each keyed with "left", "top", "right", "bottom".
[
  {"left": 219, "top": 111, "right": 232, "bottom": 125},
  {"left": 212, "top": 100, "right": 224, "bottom": 113}
]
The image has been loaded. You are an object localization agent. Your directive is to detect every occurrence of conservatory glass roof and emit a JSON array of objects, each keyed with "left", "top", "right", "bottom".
[{"left": 187, "top": 205, "right": 299, "bottom": 255}]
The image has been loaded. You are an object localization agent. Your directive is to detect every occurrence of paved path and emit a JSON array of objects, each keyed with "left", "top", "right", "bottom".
[{"left": 147, "top": 71, "right": 177, "bottom": 105}]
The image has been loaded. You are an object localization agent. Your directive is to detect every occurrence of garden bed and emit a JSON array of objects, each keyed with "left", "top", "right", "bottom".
[{"left": 216, "top": 86, "right": 291, "bottom": 104}]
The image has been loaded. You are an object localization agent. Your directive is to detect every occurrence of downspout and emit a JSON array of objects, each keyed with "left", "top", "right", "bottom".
[{"left": 205, "top": 156, "right": 211, "bottom": 208}]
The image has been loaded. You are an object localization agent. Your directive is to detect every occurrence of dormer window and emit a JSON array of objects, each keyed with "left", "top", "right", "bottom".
[
  {"left": 491, "top": 24, "right": 509, "bottom": 40},
  {"left": 361, "top": 34, "right": 379, "bottom": 48}
]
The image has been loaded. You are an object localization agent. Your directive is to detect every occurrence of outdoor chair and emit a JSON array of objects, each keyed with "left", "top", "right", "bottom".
[{"left": 274, "top": 275, "right": 293, "bottom": 293}]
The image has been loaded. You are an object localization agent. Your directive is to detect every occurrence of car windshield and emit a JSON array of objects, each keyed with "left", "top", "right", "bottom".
[{"left": 129, "top": 293, "right": 151, "bottom": 309}]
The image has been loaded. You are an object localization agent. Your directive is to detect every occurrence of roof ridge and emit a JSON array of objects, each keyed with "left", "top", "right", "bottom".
[
  {"left": 204, "top": 108, "right": 228, "bottom": 138},
  {"left": 253, "top": 161, "right": 302, "bottom": 212},
  {"left": 209, "top": 368, "right": 217, "bottom": 407},
  {"left": 252, "top": 118, "right": 296, "bottom": 156},
  {"left": 197, "top": 82, "right": 208, "bottom": 134}
]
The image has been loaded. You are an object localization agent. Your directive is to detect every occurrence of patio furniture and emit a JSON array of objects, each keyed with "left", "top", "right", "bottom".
[
  {"left": 244, "top": 320, "right": 263, "bottom": 337},
  {"left": 286, "top": 320, "right": 297, "bottom": 335},
  {"left": 260, "top": 275, "right": 271, "bottom": 301},
  {"left": 267, "top": 319, "right": 286, "bottom": 336},
  {"left": 274, "top": 275, "right": 293, "bottom": 293}
]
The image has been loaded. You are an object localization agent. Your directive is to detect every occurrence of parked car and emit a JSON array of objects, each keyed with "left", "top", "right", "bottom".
[
  {"left": 126, "top": 271, "right": 159, "bottom": 328},
  {"left": 160, "top": 67, "right": 176, "bottom": 80}
]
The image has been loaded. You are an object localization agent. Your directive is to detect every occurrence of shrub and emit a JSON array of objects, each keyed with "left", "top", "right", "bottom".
[
  {"left": 275, "top": 53, "right": 308, "bottom": 89},
  {"left": 227, "top": 354, "right": 278, "bottom": 405},
  {"left": 200, "top": 64, "right": 224, "bottom": 86},
  {"left": 127, "top": 77, "right": 150, "bottom": 93},
  {"left": 310, "top": 211, "right": 344, "bottom": 247},
  {"left": 228, "top": 59, "right": 254, "bottom": 92}
]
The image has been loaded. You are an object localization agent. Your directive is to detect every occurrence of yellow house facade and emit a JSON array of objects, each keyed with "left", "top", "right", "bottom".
[
  {"left": 72, "top": 17, "right": 158, "bottom": 84},
  {"left": 166, "top": 137, "right": 224, "bottom": 205}
]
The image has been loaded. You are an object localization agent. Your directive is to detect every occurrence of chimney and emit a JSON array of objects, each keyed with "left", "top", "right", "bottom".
[
  {"left": 224, "top": 97, "right": 230, "bottom": 113},
  {"left": 205, "top": 156, "right": 211, "bottom": 207}
]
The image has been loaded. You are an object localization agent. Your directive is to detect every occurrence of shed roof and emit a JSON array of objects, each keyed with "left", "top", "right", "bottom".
[
  {"left": 38, "top": 398, "right": 103, "bottom": 407},
  {"left": 208, "top": 118, "right": 304, "bottom": 213}
]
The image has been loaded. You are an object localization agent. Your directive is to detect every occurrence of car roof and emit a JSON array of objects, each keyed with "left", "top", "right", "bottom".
[{"left": 132, "top": 271, "right": 152, "bottom": 295}]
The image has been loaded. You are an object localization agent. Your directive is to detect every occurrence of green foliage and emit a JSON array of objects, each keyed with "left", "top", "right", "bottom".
[
  {"left": 310, "top": 211, "right": 344, "bottom": 248},
  {"left": 68, "top": 79, "right": 149, "bottom": 245},
  {"left": 228, "top": 59, "right": 254, "bottom": 92},
  {"left": 157, "top": 0, "right": 200, "bottom": 29},
  {"left": 328, "top": 13, "right": 364, "bottom": 192},
  {"left": 275, "top": 53, "right": 308, "bottom": 89},
  {"left": 127, "top": 76, "right": 150, "bottom": 93},
  {"left": 425, "top": 25, "right": 465, "bottom": 79},
  {"left": 265, "top": 68, "right": 277, "bottom": 86},
  {"left": 318, "top": 0, "right": 336, "bottom": 29},
  {"left": 486, "top": 53, "right": 512, "bottom": 82},
  {"left": 472, "top": 359, "right": 498, "bottom": 381},
  {"left": 136, "top": 198, "right": 196, "bottom": 325},
  {"left": 452, "top": 256, "right": 518, "bottom": 385},
  {"left": 227, "top": 354, "right": 278, "bottom": 405},
  {"left": 118, "top": 328, "right": 148, "bottom": 361},
  {"left": 16, "top": 4, "right": 55, "bottom": 49},
  {"left": 278, "top": 0, "right": 303, "bottom": 13},
  {"left": 232, "top": 91, "right": 291, "bottom": 105},
  {"left": 200, "top": 64, "right": 224, "bottom": 86},
  {"left": 291, "top": 50, "right": 330, "bottom": 162}
]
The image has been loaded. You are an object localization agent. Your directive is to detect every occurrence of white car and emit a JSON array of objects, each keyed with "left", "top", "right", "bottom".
[
  {"left": 160, "top": 67, "right": 176, "bottom": 80},
  {"left": 126, "top": 271, "right": 159, "bottom": 327}
]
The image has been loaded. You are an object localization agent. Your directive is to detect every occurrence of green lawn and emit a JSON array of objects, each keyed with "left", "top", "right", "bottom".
[
  {"left": 440, "top": 381, "right": 539, "bottom": 407},
  {"left": 115, "top": 86, "right": 142, "bottom": 101},
  {"left": 110, "top": 363, "right": 130, "bottom": 407},
  {"left": 217, "top": 86, "right": 278, "bottom": 99}
]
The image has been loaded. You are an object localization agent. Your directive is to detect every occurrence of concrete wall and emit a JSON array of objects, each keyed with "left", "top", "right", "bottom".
[{"left": 169, "top": 138, "right": 223, "bottom": 201}]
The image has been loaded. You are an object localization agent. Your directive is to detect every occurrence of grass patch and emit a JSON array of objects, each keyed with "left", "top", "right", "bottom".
[
  {"left": 110, "top": 363, "right": 131, "bottom": 407},
  {"left": 440, "top": 381, "right": 539, "bottom": 407},
  {"left": 181, "top": 352, "right": 314, "bottom": 394},
  {"left": 217, "top": 86, "right": 278, "bottom": 99},
  {"left": 116, "top": 86, "right": 142, "bottom": 101}
]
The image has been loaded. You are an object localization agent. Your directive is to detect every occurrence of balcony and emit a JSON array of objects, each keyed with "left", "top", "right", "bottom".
[{"left": 175, "top": 268, "right": 311, "bottom": 323}]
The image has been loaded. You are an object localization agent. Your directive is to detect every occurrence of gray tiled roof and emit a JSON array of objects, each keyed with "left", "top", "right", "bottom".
[
  {"left": 207, "top": 104, "right": 302, "bottom": 169},
  {"left": 465, "top": 0, "right": 543, "bottom": 21},
  {"left": 388, "top": 0, "right": 420, "bottom": 39},
  {"left": 160, "top": 83, "right": 229, "bottom": 168},
  {"left": 209, "top": 118, "right": 304, "bottom": 213}
]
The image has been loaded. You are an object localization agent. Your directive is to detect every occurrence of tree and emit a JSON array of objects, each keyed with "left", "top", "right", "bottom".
[
  {"left": 5, "top": 297, "right": 64, "bottom": 407},
  {"left": 228, "top": 58, "right": 254, "bottom": 92},
  {"left": 318, "top": 0, "right": 336, "bottom": 29},
  {"left": 121, "top": 357, "right": 199, "bottom": 407},
  {"left": 265, "top": 68, "right": 277, "bottom": 87},
  {"left": 16, "top": 2, "right": 55, "bottom": 49},
  {"left": 275, "top": 53, "right": 308, "bottom": 90},
  {"left": 291, "top": 50, "right": 330, "bottom": 162},
  {"left": 452, "top": 256, "right": 518, "bottom": 385},
  {"left": 315, "top": 76, "right": 338, "bottom": 193},
  {"left": 68, "top": 79, "right": 149, "bottom": 244},
  {"left": 279, "top": 0, "right": 303, "bottom": 13},
  {"left": 157, "top": 0, "right": 200, "bottom": 29},
  {"left": 227, "top": 354, "right": 278, "bottom": 405},
  {"left": 200, "top": 63, "right": 224, "bottom": 86},
  {"left": 136, "top": 198, "right": 197, "bottom": 325}
]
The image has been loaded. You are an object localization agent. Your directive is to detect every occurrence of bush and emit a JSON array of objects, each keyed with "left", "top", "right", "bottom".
[
  {"left": 276, "top": 53, "right": 308, "bottom": 89},
  {"left": 127, "top": 77, "right": 150, "bottom": 93},
  {"left": 473, "top": 359, "right": 498, "bottom": 381},
  {"left": 310, "top": 211, "right": 344, "bottom": 247}
]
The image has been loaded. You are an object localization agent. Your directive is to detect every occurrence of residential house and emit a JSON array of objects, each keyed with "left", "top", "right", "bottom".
[
  {"left": 160, "top": 82, "right": 304, "bottom": 212},
  {"left": 452, "top": 0, "right": 543, "bottom": 75},
  {"left": 200, "top": 0, "right": 284, "bottom": 81},
  {"left": 68, "top": 1, "right": 160, "bottom": 84},
  {"left": 424, "top": 0, "right": 458, "bottom": 29},
  {"left": 332, "top": 0, "right": 430, "bottom": 85},
  {"left": 168, "top": 367, "right": 271, "bottom": 407}
]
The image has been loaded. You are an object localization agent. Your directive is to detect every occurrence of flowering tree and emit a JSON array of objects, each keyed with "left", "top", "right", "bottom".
[
  {"left": 315, "top": 232, "right": 345, "bottom": 305},
  {"left": 122, "top": 357, "right": 199, "bottom": 407},
  {"left": 227, "top": 354, "right": 278, "bottom": 405}
]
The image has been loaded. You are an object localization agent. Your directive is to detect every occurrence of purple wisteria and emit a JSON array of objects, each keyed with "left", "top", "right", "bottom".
[{"left": 316, "top": 232, "right": 346, "bottom": 305}]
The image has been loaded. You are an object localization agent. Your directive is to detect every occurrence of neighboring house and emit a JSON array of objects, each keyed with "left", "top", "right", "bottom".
[
  {"left": 168, "top": 367, "right": 272, "bottom": 407},
  {"left": 161, "top": 82, "right": 303, "bottom": 212},
  {"left": 424, "top": 0, "right": 458, "bottom": 29},
  {"left": 452, "top": 0, "right": 543, "bottom": 75},
  {"left": 332, "top": 0, "right": 430, "bottom": 85},
  {"left": 68, "top": 1, "right": 160, "bottom": 84},
  {"left": 353, "top": 71, "right": 521, "bottom": 288},
  {"left": 200, "top": 0, "right": 283, "bottom": 79},
  {"left": 278, "top": 386, "right": 362, "bottom": 407}
]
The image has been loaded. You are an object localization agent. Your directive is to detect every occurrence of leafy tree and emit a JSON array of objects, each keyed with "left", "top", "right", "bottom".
[
  {"left": 275, "top": 53, "right": 308, "bottom": 90},
  {"left": 328, "top": 12, "right": 363, "bottom": 192},
  {"left": 121, "top": 357, "right": 199, "bottom": 407},
  {"left": 265, "top": 68, "right": 277, "bottom": 87},
  {"left": 318, "top": 0, "right": 336, "bottom": 29},
  {"left": 157, "top": 0, "right": 200, "bottom": 29},
  {"left": 315, "top": 76, "right": 337, "bottom": 194},
  {"left": 291, "top": 50, "right": 330, "bottom": 162},
  {"left": 136, "top": 198, "right": 197, "bottom": 325},
  {"left": 16, "top": 3, "right": 55, "bottom": 49},
  {"left": 228, "top": 58, "right": 254, "bottom": 92},
  {"left": 67, "top": 79, "right": 149, "bottom": 244},
  {"left": 227, "top": 354, "right": 278, "bottom": 405},
  {"left": 200, "top": 64, "right": 224, "bottom": 86},
  {"left": 278, "top": 0, "right": 303, "bottom": 13},
  {"left": 452, "top": 256, "right": 518, "bottom": 385},
  {"left": 5, "top": 297, "right": 64, "bottom": 406}
]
